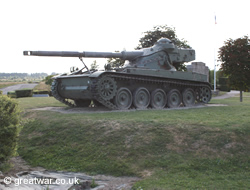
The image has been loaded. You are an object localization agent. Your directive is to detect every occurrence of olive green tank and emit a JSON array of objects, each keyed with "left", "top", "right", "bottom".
[{"left": 23, "top": 38, "right": 211, "bottom": 109}]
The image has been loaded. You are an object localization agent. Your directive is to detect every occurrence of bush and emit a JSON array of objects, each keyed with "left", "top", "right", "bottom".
[
  {"left": 45, "top": 75, "right": 56, "bottom": 86},
  {"left": 219, "top": 77, "right": 231, "bottom": 92},
  {"left": 15, "top": 89, "right": 33, "bottom": 98},
  {"left": 0, "top": 94, "right": 22, "bottom": 170},
  {"left": 219, "top": 85, "right": 231, "bottom": 92}
]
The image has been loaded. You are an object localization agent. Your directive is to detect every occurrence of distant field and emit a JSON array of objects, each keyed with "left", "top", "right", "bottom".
[
  {"left": 17, "top": 96, "right": 250, "bottom": 189},
  {"left": 0, "top": 82, "right": 24, "bottom": 89}
]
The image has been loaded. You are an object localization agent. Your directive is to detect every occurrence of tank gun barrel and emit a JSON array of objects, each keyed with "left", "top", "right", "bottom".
[{"left": 23, "top": 50, "right": 143, "bottom": 60}]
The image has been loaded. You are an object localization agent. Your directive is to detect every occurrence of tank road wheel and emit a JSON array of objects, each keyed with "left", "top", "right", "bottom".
[
  {"left": 74, "top": 99, "right": 91, "bottom": 107},
  {"left": 167, "top": 89, "right": 182, "bottom": 108},
  {"left": 133, "top": 87, "right": 150, "bottom": 109},
  {"left": 200, "top": 87, "right": 211, "bottom": 103},
  {"left": 114, "top": 88, "right": 132, "bottom": 110},
  {"left": 182, "top": 88, "right": 196, "bottom": 107},
  {"left": 97, "top": 76, "right": 117, "bottom": 100},
  {"left": 150, "top": 89, "right": 167, "bottom": 109}
]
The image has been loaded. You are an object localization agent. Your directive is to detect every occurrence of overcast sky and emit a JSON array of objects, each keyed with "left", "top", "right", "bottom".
[{"left": 0, "top": 0, "right": 249, "bottom": 74}]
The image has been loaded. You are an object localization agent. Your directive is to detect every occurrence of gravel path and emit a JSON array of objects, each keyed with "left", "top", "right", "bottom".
[
  {"left": 0, "top": 83, "right": 38, "bottom": 95},
  {"left": 212, "top": 90, "right": 240, "bottom": 99}
]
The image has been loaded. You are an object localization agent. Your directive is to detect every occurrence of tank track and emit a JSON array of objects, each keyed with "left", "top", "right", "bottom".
[
  {"left": 91, "top": 73, "right": 211, "bottom": 110},
  {"left": 51, "top": 79, "right": 76, "bottom": 107}
]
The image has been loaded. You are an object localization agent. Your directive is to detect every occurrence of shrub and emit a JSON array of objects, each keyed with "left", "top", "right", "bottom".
[
  {"left": 15, "top": 89, "right": 33, "bottom": 98},
  {"left": 0, "top": 94, "right": 22, "bottom": 170},
  {"left": 45, "top": 75, "right": 56, "bottom": 86},
  {"left": 218, "top": 77, "right": 231, "bottom": 92}
]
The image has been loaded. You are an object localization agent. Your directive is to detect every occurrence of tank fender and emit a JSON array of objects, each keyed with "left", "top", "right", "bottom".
[{"left": 89, "top": 71, "right": 115, "bottom": 78}]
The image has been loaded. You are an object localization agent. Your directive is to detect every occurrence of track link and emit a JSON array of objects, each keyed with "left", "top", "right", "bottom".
[{"left": 51, "top": 79, "right": 76, "bottom": 107}]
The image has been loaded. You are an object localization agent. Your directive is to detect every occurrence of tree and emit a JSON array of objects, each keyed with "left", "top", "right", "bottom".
[
  {"left": 90, "top": 60, "right": 99, "bottom": 70},
  {"left": 218, "top": 36, "right": 250, "bottom": 102},
  {"left": 136, "top": 25, "right": 190, "bottom": 49},
  {"left": 136, "top": 25, "right": 191, "bottom": 71},
  {"left": 106, "top": 51, "right": 125, "bottom": 68}
]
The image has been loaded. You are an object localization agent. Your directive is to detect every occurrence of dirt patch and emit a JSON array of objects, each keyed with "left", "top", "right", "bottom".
[{"left": 32, "top": 104, "right": 227, "bottom": 114}]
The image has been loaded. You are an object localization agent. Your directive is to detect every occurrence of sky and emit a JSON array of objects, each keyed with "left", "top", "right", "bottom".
[{"left": 0, "top": 0, "right": 249, "bottom": 74}]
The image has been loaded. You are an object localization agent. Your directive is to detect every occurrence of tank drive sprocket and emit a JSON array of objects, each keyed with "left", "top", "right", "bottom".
[{"left": 96, "top": 76, "right": 117, "bottom": 101}]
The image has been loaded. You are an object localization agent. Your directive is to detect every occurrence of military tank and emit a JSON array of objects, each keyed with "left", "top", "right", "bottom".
[{"left": 23, "top": 38, "right": 212, "bottom": 110}]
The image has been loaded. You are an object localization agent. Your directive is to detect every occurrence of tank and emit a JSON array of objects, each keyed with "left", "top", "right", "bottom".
[{"left": 23, "top": 38, "right": 212, "bottom": 110}]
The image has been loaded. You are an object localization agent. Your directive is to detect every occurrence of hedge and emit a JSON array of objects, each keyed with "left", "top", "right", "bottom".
[
  {"left": 0, "top": 94, "right": 22, "bottom": 169},
  {"left": 218, "top": 77, "right": 231, "bottom": 92},
  {"left": 7, "top": 91, "right": 16, "bottom": 98},
  {"left": 15, "top": 89, "right": 33, "bottom": 98}
]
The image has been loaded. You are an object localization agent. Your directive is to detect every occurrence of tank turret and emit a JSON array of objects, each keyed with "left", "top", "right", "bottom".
[{"left": 23, "top": 38, "right": 195, "bottom": 71}]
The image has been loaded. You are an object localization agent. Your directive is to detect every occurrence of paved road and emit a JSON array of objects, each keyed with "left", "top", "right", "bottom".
[
  {"left": 212, "top": 90, "right": 240, "bottom": 99},
  {"left": 0, "top": 83, "right": 38, "bottom": 95}
]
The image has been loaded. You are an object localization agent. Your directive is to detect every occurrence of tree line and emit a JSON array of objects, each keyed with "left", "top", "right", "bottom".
[{"left": 0, "top": 73, "right": 48, "bottom": 79}]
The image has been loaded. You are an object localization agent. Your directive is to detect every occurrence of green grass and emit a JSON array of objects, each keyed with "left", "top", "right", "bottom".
[
  {"left": 17, "top": 97, "right": 250, "bottom": 189},
  {"left": 33, "top": 81, "right": 51, "bottom": 91},
  {"left": 17, "top": 97, "right": 67, "bottom": 109}
]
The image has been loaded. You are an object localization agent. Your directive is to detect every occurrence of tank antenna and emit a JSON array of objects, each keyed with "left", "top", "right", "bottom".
[{"left": 79, "top": 57, "right": 90, "bottom": 73}]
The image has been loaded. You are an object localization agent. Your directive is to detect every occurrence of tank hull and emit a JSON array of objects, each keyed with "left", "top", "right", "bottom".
[{"left": 52, "top": 69, "right": 211, "bottom": 109}]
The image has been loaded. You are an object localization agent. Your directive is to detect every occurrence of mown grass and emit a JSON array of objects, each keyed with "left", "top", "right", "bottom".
[
  {"left": 17, "top": 96, "right": 250, "bottom": 189},
  {"left": 17, "top": 97, "right": 67, "bottom": 109}
]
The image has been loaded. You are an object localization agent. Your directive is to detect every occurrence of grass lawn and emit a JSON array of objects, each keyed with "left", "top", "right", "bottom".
[
  {"left": 33, "top": 81, "right": 51, "bottom": 91},
  {"left": 17, "top": 96, "right": 250, "bottom": 189}
]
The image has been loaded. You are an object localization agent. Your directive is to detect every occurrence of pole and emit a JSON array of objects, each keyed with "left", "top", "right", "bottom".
[
  {"left": 214, "top": 14, "right": 217, "bottom": 91},
  {"left": 214, "top": 49, "right": 216, "bottom": 91}
]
